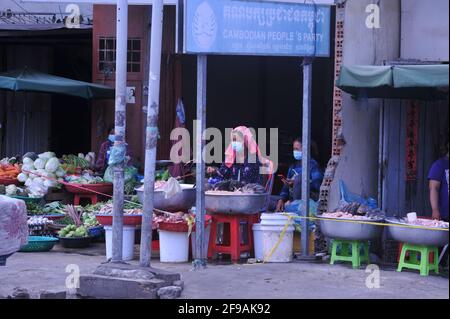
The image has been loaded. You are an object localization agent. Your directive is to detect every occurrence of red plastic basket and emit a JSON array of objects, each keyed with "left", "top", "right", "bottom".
[
  {"left": 65, "top": 183, "right": 113, "bottom": 195},
  {"left": 95, "top": 214, "right": 142, "bottom": 226},
  {"left": 158, "top": 221, "right": 189, "bottom": 233},
  {"left": 0, "top": 177, "right": 19, "bottom": 186}
]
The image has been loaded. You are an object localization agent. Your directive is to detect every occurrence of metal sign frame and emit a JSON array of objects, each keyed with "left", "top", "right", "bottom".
[{"left": 182, "top": 0, "right": 332, "bottom": 57}]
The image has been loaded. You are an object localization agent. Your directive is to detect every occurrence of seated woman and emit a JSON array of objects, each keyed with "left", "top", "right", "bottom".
[
  {"left": 95, "top": 126, "right": 134, "bottom": 173},
  {"left": 207, "top": 126, "right": 272, "bottom": 186},
  {"left": 95, "top": 126, "right": 115, "bottom": 174},
  {"left": 276, "top": 137, "right": 323, "bottom": 212}
]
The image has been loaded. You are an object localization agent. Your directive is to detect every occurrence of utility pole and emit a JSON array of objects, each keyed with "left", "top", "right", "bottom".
[
  {"left": 111, "top": 0, "right": 128, "bottom": 263},
  {"left": 140, "top": 0, "right": 164, "bottom": 267}
]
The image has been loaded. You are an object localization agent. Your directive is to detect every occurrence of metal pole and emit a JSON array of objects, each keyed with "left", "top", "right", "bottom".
[
  {"left": 301, "top": 58, "right": 313, "bottom": 257},
  {"left": 21, "top": 93, "right": 27, "bottom": 155},
  {"left": 140, "top": 0, "right": 164, "bottom": 267},
  {"left": 111, "top": 0, "right": 128, "bottom": 263},
  {"left": 378, "top": 100, "right": 384, "bottom": 209},
  {"left": 193, "top": 55, "right": 207, "bottom": 269}
]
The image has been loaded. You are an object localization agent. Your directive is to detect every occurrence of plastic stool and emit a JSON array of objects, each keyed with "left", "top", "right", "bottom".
[
  {"left": 208, "top": 213, "right": 257, "bottom": 261},
  {"left": 330, "top": 239, "right": 369, "bottom": 268},
  {"left": 397, "top": 243, "right": 439, "bottom": 276},
  {"left": 397, "top": 242, "right": 435, "bottom": 263},
  {"left": 73, "top": 194, "right": 99, "bottom": 206}
]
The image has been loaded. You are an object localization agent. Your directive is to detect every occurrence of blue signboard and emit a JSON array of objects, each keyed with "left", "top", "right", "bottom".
[{"left": 184, "top": 0, "right": 331, "bottom": 57}]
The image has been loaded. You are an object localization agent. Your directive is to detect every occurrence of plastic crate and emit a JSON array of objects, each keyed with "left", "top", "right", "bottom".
[{"left": 19, "top": 236, "right": 59, "bottom": 252}]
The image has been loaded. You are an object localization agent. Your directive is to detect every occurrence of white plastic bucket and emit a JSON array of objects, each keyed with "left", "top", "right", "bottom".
[
  {"left": 261, "top": 224, "right": 295, "bottom": 263},
  {"left": 104, "top": 226, "right": 136, "bottom": 261},
  {"left": 191, "top": 223, "right": 211, "bottom": 260},
  {"left": 260, "top": 213, "right": 296, "bottom": 226},
  {"left": 159, "top": 230, "right": 189, "bottom": 263},
  {"left": 252, "top": 223, "right": 264, "bottom": 261}
]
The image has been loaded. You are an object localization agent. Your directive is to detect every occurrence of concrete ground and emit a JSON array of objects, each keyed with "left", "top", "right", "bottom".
[{"left": 0, "top": 243, "right": 448, "bottom": 299}]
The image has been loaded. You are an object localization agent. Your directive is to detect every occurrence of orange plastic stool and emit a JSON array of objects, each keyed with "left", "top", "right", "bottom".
[
  {"left": 73, "top": 194, "right": 99, "bottom": 206},
  {"left": 208, "top": 213, "right": 258, "bottom": 261}
]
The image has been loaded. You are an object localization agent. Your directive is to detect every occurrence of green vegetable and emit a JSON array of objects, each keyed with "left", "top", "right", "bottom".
[
  {"left": 124, "top": 179, "right": 140, "bottom": 196},
  {"left": 59, "top": 224, "right": 88, "bottom": 238},
  {"left": 62, "top": 154, "right": 90, "bottom": 169}
]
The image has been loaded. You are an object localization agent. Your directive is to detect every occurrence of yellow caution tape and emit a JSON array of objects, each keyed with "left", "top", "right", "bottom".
[
  {"left": 262, "top": 215, "right": 295, "bottom": 263},
  {"left": 261, "top": 213, "right": 448, "bottom": 263}
]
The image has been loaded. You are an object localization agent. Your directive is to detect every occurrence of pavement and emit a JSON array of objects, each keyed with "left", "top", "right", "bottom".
[{"left": 0, "top": 243, "right": 448, "bottom": 299}]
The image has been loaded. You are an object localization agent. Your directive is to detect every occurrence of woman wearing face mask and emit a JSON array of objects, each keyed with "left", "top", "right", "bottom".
[
  {"left": 275, "top": 137, "right": 323, "bottom": 212},
  {"left": 207, "top": 126, "right": 272, "bottom": 185},
  {"left": 95, "top": 126, "right": 116, "bottom": 173}
]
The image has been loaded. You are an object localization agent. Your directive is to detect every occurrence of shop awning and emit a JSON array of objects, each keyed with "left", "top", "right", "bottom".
[
  {"left": 336, "top": 64, "right": 449, "bottom": 100},
  {"left": 0, "top": 68, "right": 114, "bottom": 99}
]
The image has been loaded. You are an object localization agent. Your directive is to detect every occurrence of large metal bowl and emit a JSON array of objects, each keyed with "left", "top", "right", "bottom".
[
  {"left": 135, "top": 184, "right": 196, "bottom": 212},
  {"left": 205, "top": 192, "right": 268, "bottom": 215},
  {"left": 386, "top": 217, "right": 449, "bottom": 247},
  {"left": 318, "top": 215, "right": 385, "bottom": 241}
]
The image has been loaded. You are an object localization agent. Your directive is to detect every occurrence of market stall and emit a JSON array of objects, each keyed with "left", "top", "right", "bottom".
[{"left": 327, "top": 63, "right": 450, "bottom": 274}]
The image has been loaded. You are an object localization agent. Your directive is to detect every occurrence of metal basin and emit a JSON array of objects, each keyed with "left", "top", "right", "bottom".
[
  {"left": 205, "top": 192, "right": 268, "bottom": 215},
  {"left": 386, "top": 217, "right": 449, "bottom": 247},
  {"left": 319, "top": 215, "right": 385, "bottom": 241},
  {"left": 135, "top": 184, "right": 196, "bottom": 212}
]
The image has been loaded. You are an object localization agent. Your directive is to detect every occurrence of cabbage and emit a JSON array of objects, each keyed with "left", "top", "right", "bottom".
[
  {"left": 44, "top": 180, "right": 58, "bottom": 188},
  {"left": 22, "top": 157, "right": 34, "bottom": 166},
  {"left": 55, "top": 167, "right": 66, "bottom": 178},
  {"left": 33, "top": 177, "right": 45, "bottom": 185},
  {"left": 22, "top": 164, "right": 35, "bottom": 172},
  {"left": 41, "top": 172, "right": 55, "bottom": 180},
  {"left": 45, "top": 157, "right": 60, "bottom": 173},
  {"left": 5, "top": 185, "right": 18, "bottom": 196},
  {"left": 17, "top": 173, "right": 28, "bottom": 183},
  {"left": 25, "top": 178, "right": 33, "bottom": 187},
  {"left": 34, "top": 158, "right": 46, "bottom": 169},
  {"left": 38, "top": 152, "right": 56, "bottom": 160}
]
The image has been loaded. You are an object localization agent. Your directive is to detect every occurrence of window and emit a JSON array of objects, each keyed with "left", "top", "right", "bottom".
[{"left": 98, "top": 37, "right": 141, "bottom": 73}]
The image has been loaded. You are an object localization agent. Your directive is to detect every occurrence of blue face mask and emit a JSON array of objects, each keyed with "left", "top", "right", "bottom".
[
  {"left": 232, "top": 141, "right": 244, "bottom": 153},
  {"left": 108, "top": 135, "right": 115, "bottom": 143},
  {"left": 293, "top": 150, "right": 302, "bottom": 161}
]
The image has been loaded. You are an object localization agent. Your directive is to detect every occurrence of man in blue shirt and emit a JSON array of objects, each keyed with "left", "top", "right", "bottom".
[
  {"left": 428, "top": 140, "right": 449, "bottom": 222},
  {"left": 276, "top": 137, "right": 323, "bottom": 212}
]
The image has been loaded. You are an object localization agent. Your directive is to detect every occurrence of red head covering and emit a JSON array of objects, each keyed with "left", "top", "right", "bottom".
[{"left": 224, "top": 126, "right": 274, "bottom": 175}]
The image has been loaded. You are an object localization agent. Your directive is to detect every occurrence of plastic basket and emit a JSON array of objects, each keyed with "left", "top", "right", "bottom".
[
  {"left": 59, "top": 236, "right": 92, "bottom": 248},
  {"left": 19, "top": 236, "right": 59, "bottom": 252},
  {"left": 11, "top": 196, "right": 44, "bottom": 204},
  {"left": 0, "top": 177, "right": 19, "bottom": 185}
]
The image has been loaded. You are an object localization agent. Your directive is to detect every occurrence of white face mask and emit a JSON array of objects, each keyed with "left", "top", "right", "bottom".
[{"left": 232, "top": 141, "right": 244, "bottom": 153}]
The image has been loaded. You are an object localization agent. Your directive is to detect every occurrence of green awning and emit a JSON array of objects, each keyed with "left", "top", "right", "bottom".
[
  {"left": 336, "top": 64, "right": 449, "bottom": 100},
  {"left": 0, "top": 68, "right": 114, "bottom": 99}
]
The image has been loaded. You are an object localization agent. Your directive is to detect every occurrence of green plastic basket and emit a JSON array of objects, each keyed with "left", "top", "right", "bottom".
[
  {"left": 19, "top": 236, "right": 59, "bottom": 252},
  {"left": 10, "top": 196, "right": 44, "bottom": 204}
]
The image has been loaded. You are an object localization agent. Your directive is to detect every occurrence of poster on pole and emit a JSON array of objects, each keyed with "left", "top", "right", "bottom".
[{"left": 183, "top": 0, "right": 331, "bottom": 57}]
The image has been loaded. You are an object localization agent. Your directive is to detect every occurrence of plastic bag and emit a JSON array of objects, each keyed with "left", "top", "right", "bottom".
[
  {"left": 339, "top": 180, "right": 378, "bottom": 209},
  {"left": 108, "top": 144, "right": 127, "bottom": 166},
  {"left": 163, "top": 177, "right": 182, "bottom": 199},
  {"left": 103, "top": 165, "right": 138, "bottom": 184},
  {"left": 27, "top": 178, "right": 49, "bottom": 197},
  {"left": 0, "top": 195, "right": 28, "bottom": 256},
  {"left": 285, "top": 199, "right": 317, "bottom": 231}
]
